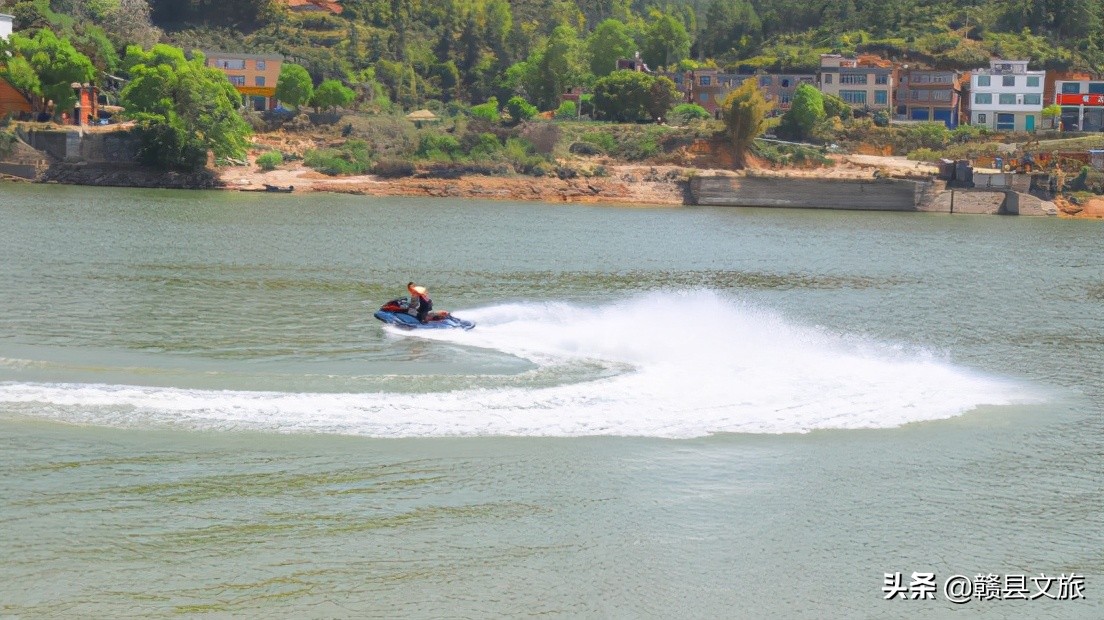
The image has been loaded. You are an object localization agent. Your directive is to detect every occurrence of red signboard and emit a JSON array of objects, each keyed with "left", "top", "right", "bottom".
[{"left": 1057, "top": 93, "right": 1104, "bottom": 106}]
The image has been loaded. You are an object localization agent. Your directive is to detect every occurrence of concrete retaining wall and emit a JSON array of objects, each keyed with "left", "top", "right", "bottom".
[
  {"left": 690, "top": 175, "right": 924, "bottom": 211},
  {"left": 16, "top": 127, "right": 140, "bottom": 164}
]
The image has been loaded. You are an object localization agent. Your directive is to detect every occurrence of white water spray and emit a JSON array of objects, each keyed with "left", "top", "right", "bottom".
[{"left": 0, "top": 291, "right": 1038, "bottom": 437}]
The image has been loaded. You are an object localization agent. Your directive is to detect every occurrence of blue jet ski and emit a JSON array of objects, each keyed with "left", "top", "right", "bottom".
[{"left": 374, "top": 298, "right": 475, "bottom": 330}]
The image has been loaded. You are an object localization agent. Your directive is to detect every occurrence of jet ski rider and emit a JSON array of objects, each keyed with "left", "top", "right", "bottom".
[{"left": 407, "top": 282, "right": 432, "bottom": 323}]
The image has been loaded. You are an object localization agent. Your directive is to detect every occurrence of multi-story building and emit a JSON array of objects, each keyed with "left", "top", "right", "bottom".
[
  {"left": 205, "top": 52, "right": 284, "bottom": 111},
  {"left": 758, "top": 73, "right": 816, "bottom": 112},
  {"left": 687, "top": 69, "right": 754, "bottom": 116},
  {"left": 895, "top": 69, "right": 965, "bottom": 127},
  {"left": 1, "top": 12, "right": 11, "bottom": 40},
  {"left": 1054, "top": 79, "right": 1104, "bottom": 132},
  {"left": 817, "top": 54, "right": 894, "bottom": 111},
  {"left": 0, "top": 13, "right": 33, "bottom": 120},
  {"left": 968, "top": 60, "right": 1045, "bottom": 132}
]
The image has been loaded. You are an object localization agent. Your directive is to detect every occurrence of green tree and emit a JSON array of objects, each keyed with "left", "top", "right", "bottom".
[
  {"left": 721, "top": 78, "right": 771, "bottom": 168},
  {"left": 822, "top": 93, "right": 853, "bottom": 120},
  {"left": 700, "top": 0, "right": 760, "bottom": 58},
  {"left": 276, "top": 63, "right": 314, "bottom": 110},
  {"left": 470, "top": 96, "right": 500, "bottom": 122},
  {"left": 121, "top": 44, "right": 251, "bottom": 170},
  {"left": 778, "top": 83, "right": 825, "bottom": 141},
  {"left": 641, "top": 11, "right": 691, "bottom": 69},
  {"left": 592, "top": 69, "right": 671, "bottom": 122},
  {"left": 1042, "top": 103, "right": 1062, "bottom": 129},
  {"left": 506, "top": 95, "right": 538, "bottom": 123},
  {"left": 646, "top": 75, "right": 679, "bottom": 122},
  {"left": 311, "top": 79, "right": 356, "bottom": 111},
  {"left": 4, "top": 28, "right": 95, "bottom": 113},
  {"left": 586, "top": 19, "right": 637, "bottom": 77}
]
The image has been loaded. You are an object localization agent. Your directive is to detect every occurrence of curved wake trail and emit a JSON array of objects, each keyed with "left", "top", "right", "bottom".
[{"left": 0, "top": 291, "right": 1039, "bottom": 437}]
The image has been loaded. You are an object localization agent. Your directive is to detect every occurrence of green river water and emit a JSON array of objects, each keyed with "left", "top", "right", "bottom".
[{"left": 1, "top": 182, "right": 1101, "bottom": 617}]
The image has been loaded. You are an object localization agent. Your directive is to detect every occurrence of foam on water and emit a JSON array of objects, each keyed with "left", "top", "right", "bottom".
[{"left": 0, "top": 291, "right": 1040, "bottom": 437}]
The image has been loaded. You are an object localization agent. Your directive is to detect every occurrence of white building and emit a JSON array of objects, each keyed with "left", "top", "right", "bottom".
[
  {"left": 969, "top": 60, "right": 1045, "bottom": 132},
  {"left": 1, "top": 14, "right": 13, "bottom": 41}
]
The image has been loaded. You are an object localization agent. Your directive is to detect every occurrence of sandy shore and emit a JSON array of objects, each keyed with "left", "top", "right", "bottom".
[{"left": 217, "top": 153, "right": 944, "bottom": 207}]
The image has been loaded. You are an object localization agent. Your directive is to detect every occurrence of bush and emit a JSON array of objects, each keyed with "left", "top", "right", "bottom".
[
  {"left": 569, "top": 141, "right": 602, "bottom": 155},
  {"left": 255, "top": 150, "right": 283, "bottom": 170},
  {"left": 581, "top": 131, "right": 617, "bottom": 153},
  {"left": 303, "top": 139, "right": 372, "bottom": 175},
  {"left": 506, "top": 96, "right": 538, "bottom": 123},
  {"left": 906, "top": 148, "right": 942, "bottom": 163},
  {"left": 554, "top": 100, "right": 577, "bottom": 120},
  {"left": 372, "top": 158, "right": 416, "bottom": 178},
  {"left": 669, "top": 103, "right": 710, "bottom": 124},
  {"left": 416, "top": 133, "right": 461, "bottom": 159},
  {"left": 467, "top": 132, "right": 502, "bottom": 158},
  {"left": 0, "top": 130, "right": 16, "bottom": 158},
  {"left": 470, "top": 97, "right": 500, "bottom": 123},
  {"left": 873, "top": 110, "right": 890, "bottom": 127}
]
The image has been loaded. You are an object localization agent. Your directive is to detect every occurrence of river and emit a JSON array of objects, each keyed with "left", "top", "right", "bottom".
[{"left": 1, "top": 182, "right": 1101, "bottom": 617}]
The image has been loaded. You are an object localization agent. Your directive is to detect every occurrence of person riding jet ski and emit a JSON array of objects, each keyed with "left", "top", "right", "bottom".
[{"left": 407, "top": 282, "right": 432, "bottom": 323}]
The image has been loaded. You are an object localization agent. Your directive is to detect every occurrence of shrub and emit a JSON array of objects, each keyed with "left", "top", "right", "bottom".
[
  {"left": 506, "top": 96, "right": 538, "bottom": 123},
  {"left": 569, "top": 141, "right": 602, "bottom": 155},
  {"left": 554, "top": 100, "right": 577, "bottom": 120},
  {"left": 416, "top": 133, "right": 461, "bottom": 159},
  {"left": 669, "top": 103, "right": 710, "bottom": 124},
  {"left": 467, "top": 132, "right": 502, "bottom": 158},
  {"left": 907, "top": 148, "right": 942, "bottom": 163},
  {"left": 581, "top": 131, "right": 617, "bottom": 153},
  {"left": 372, "top": 158, "right": 416, "bottom": 177},
  {"left": 303, "top": 139, "right": 372, "bottom": 175},
  {"left": 470, "top": 97, "right": 500, "bottom": 123},
  {"left": 256, "top": 150, "right": 283, "bottom": 170}
]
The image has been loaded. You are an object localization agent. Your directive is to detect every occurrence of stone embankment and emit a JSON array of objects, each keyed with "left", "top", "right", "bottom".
[{"left": 690, "top": 172, "right": 1058, "bottom": 215}]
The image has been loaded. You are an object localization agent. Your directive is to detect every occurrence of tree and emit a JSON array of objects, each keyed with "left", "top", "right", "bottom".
[
  {"left": 778, "top": 83, "right": 825, "bottom": 141},
  {"left": 592, "top": 70, "right": 673, "bottom": 122},
  {"left": 1042, "top": 103, "right": 1062, "bottom": 129},
  {"left": 470, "top": 96, "right": 500, "bottom": 122},
  {"left": 276, "top": 63, "right": 314, "bottom": 110},
  {"left": 822, "top": 93, "right": 853, "bottom": 120},
  {"left": 4, "top": 28, "right": 95, "bottom": 113},
  {"left": 641, "top": 11, "right": 691, "bottom": 69},
  {"left": 311, "top": 79, "right": 356, "bottom": 111},
  {"left": 121, "top": 44, "right": 251, "bottom": 170},
  {"left": 586, "top": 19, "right": 637, "bottom": 77},
  {"left": 721, "top": 79, "right": 771, "bottom": 168},
  {"left": 700, "top": 0, "right": 761, "bottom": 58},
  {"left": 506, "top": 95, "right": 537, "bottom": 123},
  {"left": 646, "top": 76, "right": 679, "bottom": 122}
]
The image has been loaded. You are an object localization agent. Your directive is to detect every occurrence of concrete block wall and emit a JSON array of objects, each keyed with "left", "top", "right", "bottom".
[{"left": 690, "top": 175, "right": 923, "bottom": 211}]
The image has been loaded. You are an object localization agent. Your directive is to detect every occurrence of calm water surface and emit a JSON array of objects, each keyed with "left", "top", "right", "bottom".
[{"left": 1, "top": 182, "right": 1101, "bottom": 617}]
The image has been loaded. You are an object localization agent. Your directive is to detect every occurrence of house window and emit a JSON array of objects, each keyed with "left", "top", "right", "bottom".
[
  {"left": 977, "top": 75, "right": 991, "bottom": 87},
  {"left": 1062, "top": 82, "right": 1081, "bottom": 94},
  {"left": 824, "top": 74, "right": 833, "bottom": 84},
  {"left": 781, "top": 78, "right": 790, "bottom": 88},
  {"left": 840, "top": 90, "right": 866, "bottom": 104},
  {"left": 1002, "top": 75, "right": 1015, "bottom": 87},
  {"left": 874, "top": 90, "right": 888, "bottom": 105},
  {"left": 1026, "top": 76, "right": 1039, "bottom": 87},
  {"left": 780, "top": 94, "right": 792, "bottom": 105},
  {"left": 700, "top": 76, "right": 711, "bottom": 86},
  {"left": 875, "top": 74, "right": 888, "bottom": 85},
  {"left": 760, "top": 76, "right": 772, "bottom": 86},
  {"left": 699, "top": 93, "right": 708, "bottom": 103},
  {"left": 256, "top": 60, "right": 266, "bottom": 70},
  {"left": 913, "top": 74, "right": 930, "bottom": 84},
  {"left": 840, "top": 74, "right": 868, "bottom": 85},
  {"left": 931, "top": 90, "right": 952, "bottom": 102},
  {"left": 1089, "top": 83, "right": 1104, "bottom": 94},
  {"left": 219, "top": 59, "right": 245, "bottom": 70},
  {"left": 255, "top": 76, "right": 266, "bottom": 87},
  {"left": 230, "top": 75, "right": 246, "bottom": 86},
  {"left": 1023, "top": 93, "right": 1041, "bottom": 105},
  {"left": 996, "top": 113, "right": 1015, "bottom": 130},
  {"left": 932, "top": 74, "right": 949, "bottom": 83},
  {"left": 999, "top": 93, "right": 1015, "bottom": 105},
  {"left": 911, "top": 90, "right": 930, "bottom": 101},
  {"left": 974, "top": 93, "right": 992, "bottom": 104},
  {"left": 977, "top": 113, "right": 986, "bottom": 124}
]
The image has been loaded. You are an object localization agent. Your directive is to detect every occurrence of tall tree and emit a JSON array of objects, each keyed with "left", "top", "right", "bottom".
[
  {"left": 586, "top": 19, "right": 637, "bottom": 77},
  {"left": 121, "top": 44, "right": 251, "bottom": 170},
  {"left": 641, "top": 11, "right": 691, "bottom": 70},
  {"left": 778, "top": 83, "right": 824, "bottom": 141},
  {"left": 4, "top": 28, "right": 95, "bottom": 113},
  {"left": 276, "top": 63, "right": 314, "bottom": 110},
  {"left": 721, "top": 78, "right": 771, "bottom": 168}
]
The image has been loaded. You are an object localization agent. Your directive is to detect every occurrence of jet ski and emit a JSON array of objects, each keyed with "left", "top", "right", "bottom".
[{"left": 374, "top": 298, "right": 475, "bottom": 330}]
